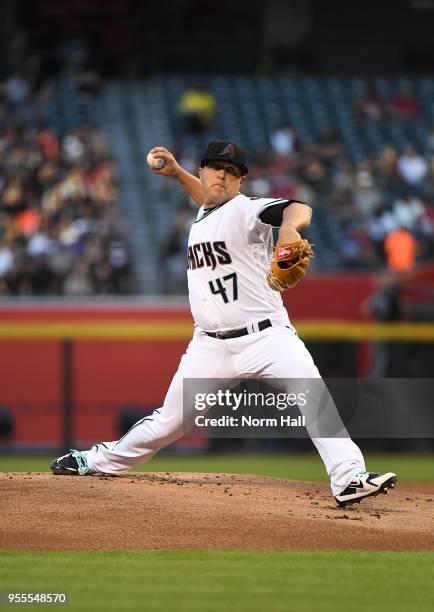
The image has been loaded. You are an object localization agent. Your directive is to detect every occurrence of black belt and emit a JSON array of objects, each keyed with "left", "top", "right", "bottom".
[{"left": 204, "top": 319, "right": 272, "bottom": 340}]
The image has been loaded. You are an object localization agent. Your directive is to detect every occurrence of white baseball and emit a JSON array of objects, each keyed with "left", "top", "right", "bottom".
[{"left": 146, "top": 152, "right": 166, "bottom": 169}]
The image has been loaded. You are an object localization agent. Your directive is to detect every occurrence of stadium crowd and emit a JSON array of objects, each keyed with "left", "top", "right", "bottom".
[
  {"left": 2, "top": 29, "right": 433, "bottom": 296},
  {"left": 164, "top": 95, "right": 434, "bottom": 291},
  {"left": 246, "top": 125, "right": 434, "bottom": 272},
  {"left": 0, "top": 32, "right": 132, "bottom": 296}
]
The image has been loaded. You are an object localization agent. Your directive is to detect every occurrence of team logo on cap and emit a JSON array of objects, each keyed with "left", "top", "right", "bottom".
[{"left": 219, "top": 143, "right": 235, "bottom": 157}]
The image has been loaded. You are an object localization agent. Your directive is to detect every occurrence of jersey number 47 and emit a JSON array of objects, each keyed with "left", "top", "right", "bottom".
[{"left": 208, "top": 272, "right": 238, "bottom": 303}]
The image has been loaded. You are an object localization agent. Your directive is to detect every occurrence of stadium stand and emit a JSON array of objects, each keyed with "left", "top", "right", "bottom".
[
  {"left": 132, "top": 75, "right": 434, "bottom": 291},
  {"left": 1, "top": 57, "right": 434, "bottom": 294},
  {"left": 0, "top": 35, "right": 134, "bottom": 296}
]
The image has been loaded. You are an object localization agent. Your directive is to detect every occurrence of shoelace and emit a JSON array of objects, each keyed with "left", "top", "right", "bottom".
[{"left": 70, "top": 449, "right": 90, "bottom": 475}]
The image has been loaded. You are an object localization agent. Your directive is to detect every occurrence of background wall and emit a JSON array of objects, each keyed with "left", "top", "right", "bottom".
[{"left": 1, "top": 269, "right": 432, "bottom": 449}]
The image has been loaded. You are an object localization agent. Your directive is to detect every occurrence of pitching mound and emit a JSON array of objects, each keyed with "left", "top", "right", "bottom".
[{"left": 1, "top": 472, "right": 433, "bottom": 551}]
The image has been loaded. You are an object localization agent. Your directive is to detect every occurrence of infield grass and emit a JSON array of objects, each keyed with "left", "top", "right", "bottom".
[
  {"left": 0, "top": 549, "right": 433, "bottom": 612},
  {"left": 0, "top": 452, "right": 433, "bottom": 482}
]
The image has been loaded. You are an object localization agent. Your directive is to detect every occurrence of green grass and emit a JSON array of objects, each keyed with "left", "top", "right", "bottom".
[
  {"left": 0, "top": 550, "right": 433, "bottom": 612},
  {"left": 1, "top": 452, "right": 433, "bottom": 482}
]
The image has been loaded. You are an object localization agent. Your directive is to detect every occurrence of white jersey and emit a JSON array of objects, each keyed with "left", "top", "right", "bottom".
[{"left": 187, "top": 193, "right": 292, "bottom": 331}]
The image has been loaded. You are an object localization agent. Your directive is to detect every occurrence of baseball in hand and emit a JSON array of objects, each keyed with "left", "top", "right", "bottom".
[{"left": 147, "top": 152, "right": 166, "bottom": 169}]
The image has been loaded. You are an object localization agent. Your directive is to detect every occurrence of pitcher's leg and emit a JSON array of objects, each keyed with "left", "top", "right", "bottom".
[
  {"left": 242, "top": 326, "right": 366, "bottom": 494},
  {"left": 83, "top": 332, "right": 235, "bottom": 474},
  {"left": 310, "top": 437, "right": 365, "bottom": 496},
  {"left": 86, "top": 368, "right": 187, "bottom": 474}
]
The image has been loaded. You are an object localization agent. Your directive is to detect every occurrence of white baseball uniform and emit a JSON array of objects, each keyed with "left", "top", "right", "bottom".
[{"left": 85, "top": 194, "right": 365, "bottom": 495}]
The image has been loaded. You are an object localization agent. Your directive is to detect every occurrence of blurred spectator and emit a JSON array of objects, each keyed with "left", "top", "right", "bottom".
[
  {"left": 247, "top": 174, "right": 272, "bottom": 198},
  {"left": 340, "top": 228, "right": 375, "bottom": 269},
  {"left": 107, "top": 240, "right": 131, "bottom": 294},
  {"left": 63, "top": 260, "right": 93, "bottom": 296},
  {"left": 374, "top": 145, "right": 400, "bottom": 194},
  {"left": 393, "top": 192, "right": 425, "bottom": 231},
  {"left": 332, "top": 159, "right": 356, "bottom": 193},
  {"left": 426, "top": 127, "right": 434, "bottom": 155},
  {"left": 176, "top": 83, "right": 217, "bottom": 134},
  {"left": 270, "top": 123, "right": 299, "bottom": 157},
  {"left": 365, "top": 275, "right": 403, "bottom": 376},
  {"left": 352, "top": 167, "right": 382, "bottom": 219},
  {"left": 5, "top": 74, "right": 29, "bottom": 108},
  {"left": 0, "top": 239, "right": 13, "bottom": 280},
  {"left": 308, "top": 127, "right": 346, "bottom": 162},
  {"left": 391, "top": 85, "right": 420, "bottom": 119},
  {"left": 353, "top": 84, "right": 386, "bottom": 121},
  {"left": 384, "top": 227, "right": 418, "bottom": 271},
  {"left": 328, "top": 159, "right": 357, "bottom": 219},
  {"left": 369, "top": 276, "right": 402, "bottom": 322},
  {"left": 36, "top": 121, "right": 60, "bottom": 160},
  {"left": 162, "top": 202, "right": 196, "bottom": 294},
  {"left": 376, "top": 145, "right": 398, "bottom": 174},
  {"left": 367, "top": 206, "right": 397, "bottom": 261},
  {"left": 397, "top": 145, "right": 428, "bottom": 186},
  {"left": 300, "top": 155, "right": 330, "bottom": 196}
]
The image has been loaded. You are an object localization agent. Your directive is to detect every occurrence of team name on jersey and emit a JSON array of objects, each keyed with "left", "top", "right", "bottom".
[{"left": 187, "top": 241, "right": 232, "bottom": 270}]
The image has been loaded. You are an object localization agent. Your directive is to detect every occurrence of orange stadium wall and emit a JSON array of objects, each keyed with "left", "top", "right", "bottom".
[{"left": 0, "top": 274, "right": 375, "bottom": 448}]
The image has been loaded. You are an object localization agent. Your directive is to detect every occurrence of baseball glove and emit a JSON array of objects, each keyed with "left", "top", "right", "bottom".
[{"left": 266, "top": 239, "right": 314, "bottom": 291}]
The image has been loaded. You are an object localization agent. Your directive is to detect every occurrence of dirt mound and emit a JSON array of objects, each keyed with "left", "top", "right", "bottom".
[{"left": 1, "top": 472, "right": 433, "bottom": 551}]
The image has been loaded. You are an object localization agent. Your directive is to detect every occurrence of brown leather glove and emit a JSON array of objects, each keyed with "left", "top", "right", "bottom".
[{"left": 266, "top": 239, "right": 314, "bottom": 291}]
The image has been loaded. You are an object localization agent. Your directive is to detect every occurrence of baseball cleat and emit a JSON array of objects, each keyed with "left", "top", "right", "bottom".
[
  {"left": 50, "top": 450, "right": 92, "bottom": 476},
  {"left": 335, "top": 471, "right": 397, "bottom": 507}
]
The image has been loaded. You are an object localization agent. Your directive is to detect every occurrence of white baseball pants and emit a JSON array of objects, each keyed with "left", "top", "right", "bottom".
[{"left": 85, "top": 325, "right": 365, "bottom": 495}]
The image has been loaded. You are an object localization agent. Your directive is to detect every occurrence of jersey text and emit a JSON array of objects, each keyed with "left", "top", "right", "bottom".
[{"left": 187, "top": 241, "right": 232, "bottom": 270}]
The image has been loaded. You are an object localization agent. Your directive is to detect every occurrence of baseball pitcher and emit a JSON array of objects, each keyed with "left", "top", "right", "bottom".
[{"left": 51, "top": 141, "right": 397, "bottom": 506}]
